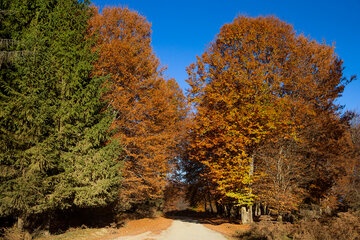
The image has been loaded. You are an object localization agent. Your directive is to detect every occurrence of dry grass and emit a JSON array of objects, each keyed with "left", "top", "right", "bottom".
[
  {"left": 34, "top": 217, "right": 173, "bottom": 240},
  {"left": 204, "top": 222, "right": 250, "bottom": 240},
  {"left": 236, "top": 211, "right": 360, "bottom": 240},
  {"left": 2, "top": 226, "right": 32, "bottom": 240},
  {"left": 111, "top": 217, "right": 173, "bottom": 237}
]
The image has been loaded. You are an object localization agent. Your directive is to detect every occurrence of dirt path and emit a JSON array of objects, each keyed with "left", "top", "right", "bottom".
[{"left": 113, "top": 219, "right": 227, "bottom": 240}]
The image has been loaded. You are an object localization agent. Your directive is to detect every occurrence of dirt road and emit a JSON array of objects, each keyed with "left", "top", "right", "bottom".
[{"left": 114, "top": 219, "right": 227, "bottom": 240}]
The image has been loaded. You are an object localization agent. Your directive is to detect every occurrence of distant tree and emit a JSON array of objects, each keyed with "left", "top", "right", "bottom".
[
  {"left": 328, "top": 111, "right": 360, "bottom": 211},
  {"left": 186, "top": 16, "right": 351, "bottom": 223},
  {"left": 89, "top": 6, "right": 187, "bottom": 212},
  {"left": 254, "top": 139, "right": 307, "bottom": 216},
  {"left": 0, "top": 0, "right": 122, "bottom": 231}
]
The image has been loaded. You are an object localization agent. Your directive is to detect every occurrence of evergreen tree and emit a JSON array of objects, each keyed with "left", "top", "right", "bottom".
[{"left": 0, "top": 0, "right": 123, "bottom": 229}]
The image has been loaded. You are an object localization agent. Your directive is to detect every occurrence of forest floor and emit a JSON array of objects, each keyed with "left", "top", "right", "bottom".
[{"left": 35, "top": 211, "right": 249, "bottom": 240}]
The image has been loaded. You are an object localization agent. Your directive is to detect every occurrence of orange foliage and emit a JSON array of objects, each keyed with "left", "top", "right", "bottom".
[
  {"left": 186, "top": 15, "right": 350, "bottom": 212},
  {"left": 303, "top": 111, "right": 356, "bottom": 207},
  {"left": 89, "top": 7, "right": 187, "bottom": 209}
]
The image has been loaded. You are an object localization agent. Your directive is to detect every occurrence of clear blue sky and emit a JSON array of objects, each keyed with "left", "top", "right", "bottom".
[{"left": 92, "top": 0, "right": 359, "bottom": 112}]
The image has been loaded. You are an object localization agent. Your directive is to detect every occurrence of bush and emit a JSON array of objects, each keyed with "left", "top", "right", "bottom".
[
  {"left": 292, "top": 219, "right": 330, "bottom": 240},
  {"left": 236, "top": 211, "right": 360, "bottom": 240},
  {"left": 2, "top": 226, "right": 32, "bottom": 240},
  {"left": 237, "top": 222, "right": 293, "bottom": 240},
  {"left": 294, "top": 211, "right": 360, "bottom": 240}
]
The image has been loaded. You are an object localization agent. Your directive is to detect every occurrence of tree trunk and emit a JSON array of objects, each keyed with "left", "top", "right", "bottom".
[
  {"left": 241, "top": 206, "right": 253, "bottom": 224},
  {"left": 263, "top": 204, "right": 268, "bottom": 215},
  {"left": 43, "top": 214, "right": 51, "bottom": 236},
  {"left": 17, "top": 216, "right": 24, "bottom": 231},
  {"left": 242, "top": 155, "right": 254, "bottom": 223},
  {"left": 208, "top": 192, "right": 214, "bottom": 214},
  {"left": 216, "top": 202, "right": 224, "bottom": 216},
  {"left": 204, "top": 196, "right": 207, "bottom": 212},
  {"left": 255, "top": 203, "right": 261, "bottom": 217},
  {"left": 236, "top": 206, "right": 241, "bottom": 218},
  {"left": 230, "top": 205, "right": 237, "bottom": 219}
]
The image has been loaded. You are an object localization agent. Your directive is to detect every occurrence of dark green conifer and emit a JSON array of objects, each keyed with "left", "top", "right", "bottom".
[{"left": 0, "top": 0, "right": 123, "bottom": 228}]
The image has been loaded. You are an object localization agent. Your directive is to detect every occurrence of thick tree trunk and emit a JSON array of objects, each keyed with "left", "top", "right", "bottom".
[{"left": 241, "top": 206, "right": 253, "bottom": 224}]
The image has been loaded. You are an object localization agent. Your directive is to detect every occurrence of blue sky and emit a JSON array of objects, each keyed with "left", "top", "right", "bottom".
[{"left": 92, "top": 0, "right": 359, "bottom": 112}]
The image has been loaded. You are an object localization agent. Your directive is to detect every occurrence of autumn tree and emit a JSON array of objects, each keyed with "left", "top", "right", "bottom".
[
  {"left": 89, "top": 6, "right": 187, "bottom": 212},
  {"left": 322, "top": 111, "right": 360, "bottom": 212},
  {"left": 345, "top": 111, "right": 360, "bottom": 210},
  {"left": 186, "top": 16, "right": 351, "bottom": 223},
  {"left": 254, "top": 139, "right": 307, "bottom": 217},
  {"left": 253, "top": 40, "right": 354, "bottom": 217}
]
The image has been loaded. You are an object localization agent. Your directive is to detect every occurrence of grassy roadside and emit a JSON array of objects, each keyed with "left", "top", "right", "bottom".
[{"left": 34, "top": 217, "right": 173, "bottom": 240}]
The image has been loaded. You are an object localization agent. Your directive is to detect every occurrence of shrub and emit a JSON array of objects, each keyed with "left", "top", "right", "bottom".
[
  {"left": 2, "top": 226, "right": 32, "bottom": 240},
  {"left": 237, "top": 222, "right": 293, "bottom": 240},
  {"left": 236, "top": 211, "right": 360, "bottom": 240}
]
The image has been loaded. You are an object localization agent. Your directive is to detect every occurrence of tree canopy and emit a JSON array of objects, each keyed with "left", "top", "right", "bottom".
[
  {"left": 185, "top": 15, "right": 355, "bottom": 221},
  {"left": 89, "top": 6, "right": 187, "bottom": 211}
]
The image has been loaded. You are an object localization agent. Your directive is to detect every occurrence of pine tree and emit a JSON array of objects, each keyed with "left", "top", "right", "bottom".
[{"left": 0, "top": 0, "right": 123, "bottom": 229}]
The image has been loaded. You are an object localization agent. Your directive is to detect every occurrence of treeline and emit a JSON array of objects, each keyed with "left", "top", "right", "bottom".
[
  {"left": 0, "top": 0, "right": 359, "bottom": 238},
  {"left": 0, "top": 0, "right": 186, "bottom": 235}
]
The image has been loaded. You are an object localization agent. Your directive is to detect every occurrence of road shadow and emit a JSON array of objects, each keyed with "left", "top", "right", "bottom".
[{"left": 164, "top": 209, "right": 241, "bottom": 225}]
